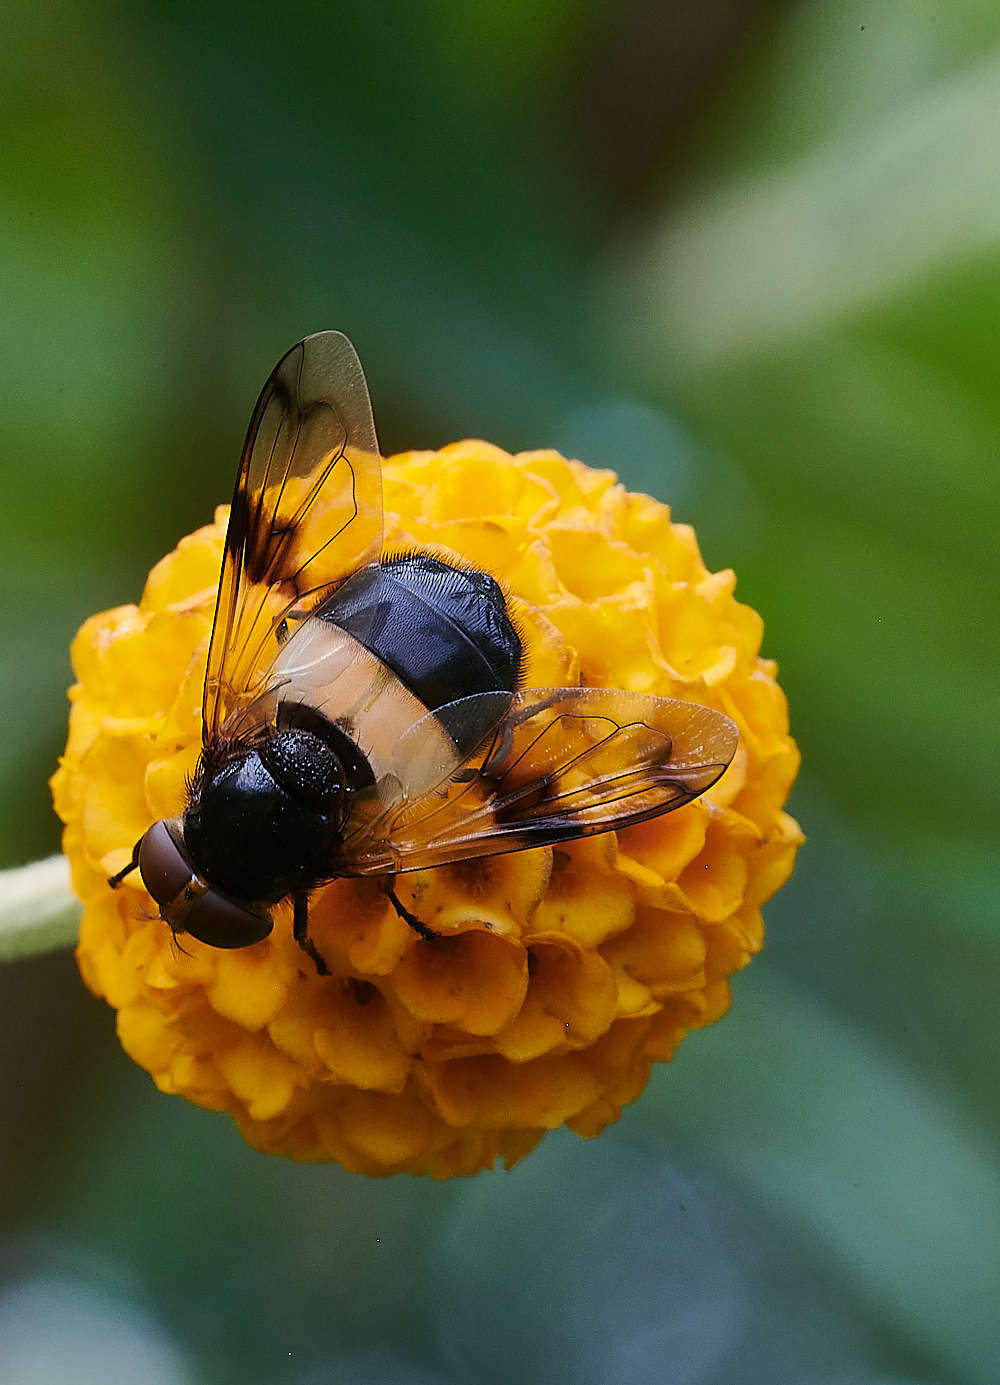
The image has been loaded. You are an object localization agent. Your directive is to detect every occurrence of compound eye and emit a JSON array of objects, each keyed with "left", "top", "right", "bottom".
[
  {"left": 183, "top": 892, "right": 273, "bottom": 949},
  {"left": 138, "top": 819, "right": 193, "bottom": 907},
  {"left": 137, "top": 819, "right": 272, "bottom": 949}
]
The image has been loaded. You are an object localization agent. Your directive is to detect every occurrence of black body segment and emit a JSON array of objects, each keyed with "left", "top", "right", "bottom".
[
  {"left": 260, "top": 729, "right": 351, "bottom": 813},
  {"left": 319, "top": 556, "right": 522, "bottom": 715},
  {"left": 184, "top": 738, "right": 348, "bottom": 903},
  {"left": 274, "top": 701, "right": 377, "bottom": 792}
]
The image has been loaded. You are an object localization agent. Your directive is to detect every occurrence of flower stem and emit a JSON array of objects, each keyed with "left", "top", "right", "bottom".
[{"left": 0, "top": 855, "right": 81, "bottom": 962}]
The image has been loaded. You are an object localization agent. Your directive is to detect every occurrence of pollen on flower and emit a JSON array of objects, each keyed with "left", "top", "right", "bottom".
[{"left": 51, "top": 443, "right": 802, "bottom": 1178}]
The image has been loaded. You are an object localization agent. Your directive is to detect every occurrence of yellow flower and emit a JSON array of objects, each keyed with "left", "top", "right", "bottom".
[{"left": 51, "top": 442, "right": 802, "bottom": 1177}]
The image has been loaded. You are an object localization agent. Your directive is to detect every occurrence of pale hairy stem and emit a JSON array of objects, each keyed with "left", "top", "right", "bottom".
[{"left": 0, "top": 856, "right": 81, "bottom": 962}]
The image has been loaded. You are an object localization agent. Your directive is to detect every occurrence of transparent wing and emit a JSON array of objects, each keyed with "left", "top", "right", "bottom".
[
  {"left": 335, "top": 688, "right": 738, "bottom": 876},
  {"left": 203, "top": 332, "right": 383, "bottom": 747}
]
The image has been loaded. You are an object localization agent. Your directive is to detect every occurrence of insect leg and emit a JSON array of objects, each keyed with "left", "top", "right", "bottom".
[
  {"left": 293, "top": 890, "right": 330, "bottom": 975},
  {"left": 108, "top": 837, "right": 143, "bottom": 889},
  {"left": 384, "top": 881, "right": 440, "bottom": 943}
]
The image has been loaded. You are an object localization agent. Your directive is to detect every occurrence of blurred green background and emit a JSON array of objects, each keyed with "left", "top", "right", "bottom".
[{"left": 1, "top": 1, "right": 998, "bottom": 1382}]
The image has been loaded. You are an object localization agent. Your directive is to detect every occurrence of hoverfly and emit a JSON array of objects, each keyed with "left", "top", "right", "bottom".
[{"left": 110, "top": 332, "right": 738, "bottom": 974}]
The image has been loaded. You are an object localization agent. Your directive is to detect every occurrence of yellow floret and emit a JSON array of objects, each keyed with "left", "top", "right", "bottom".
[{"left": 51, "top": 445, "right": 802, "bottom": 1177}]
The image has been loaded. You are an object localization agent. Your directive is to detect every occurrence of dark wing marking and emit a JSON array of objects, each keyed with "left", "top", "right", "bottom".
[
  {"left": 204, "top": 332, "right": 383, "bottom": 747},
  {"left": 334, "top": 688, "right": 738, "bottom": 876}
]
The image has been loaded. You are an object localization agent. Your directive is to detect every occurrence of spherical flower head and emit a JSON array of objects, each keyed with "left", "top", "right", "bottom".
[{"left": 51, "top": 443, "right": 802, "bottom": 1177}]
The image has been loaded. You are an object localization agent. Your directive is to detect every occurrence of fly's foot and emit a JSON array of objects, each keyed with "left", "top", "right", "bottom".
[
  {"left": 293, "top": 890, "right": 330, "bottom": 975},
  {"left": 385, "top": 884, "right": 440, "bottom": 943}
]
